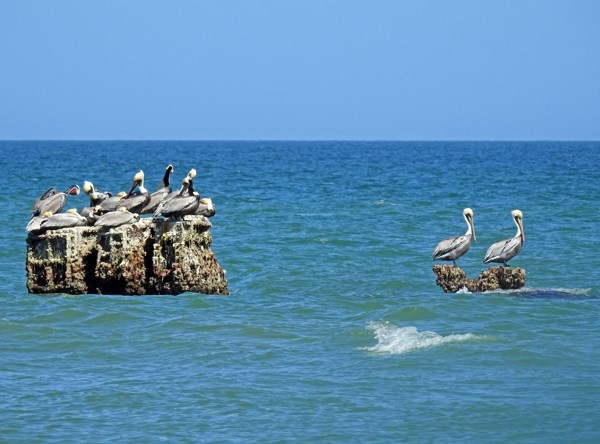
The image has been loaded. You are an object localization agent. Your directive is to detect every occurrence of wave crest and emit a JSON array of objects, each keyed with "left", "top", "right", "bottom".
[{"left": 363, "top": 321, "right": 479, "bottom": 355}]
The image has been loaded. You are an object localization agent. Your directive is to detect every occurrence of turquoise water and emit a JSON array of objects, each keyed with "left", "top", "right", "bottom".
[{"left": 1, "top": 141, "right": 599, "bottom": 442}]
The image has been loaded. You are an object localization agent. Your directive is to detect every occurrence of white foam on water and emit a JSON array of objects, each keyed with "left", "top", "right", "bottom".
[
  {"left": 363, "top": 321, "right": 480, "bottom": 355},
  {"left": 485, "top": 287, "right": 593, "bottom": 298}
]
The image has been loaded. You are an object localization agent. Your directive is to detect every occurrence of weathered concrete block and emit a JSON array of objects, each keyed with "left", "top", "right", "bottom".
[
  {"left": 433, "top": 265, "right": 525, "bottom": 293},
  {"left": 26, "top": 216, "right": 228, "bottom": 296}
]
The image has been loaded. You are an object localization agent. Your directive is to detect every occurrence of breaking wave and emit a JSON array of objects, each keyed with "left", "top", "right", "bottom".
[{"left": 363, "top": 321, "right": 481, "bottom": 355}]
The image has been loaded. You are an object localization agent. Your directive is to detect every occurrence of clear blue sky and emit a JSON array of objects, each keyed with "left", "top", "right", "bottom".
[{"left": 1, "top": 0, "right": 598, "bottom": 140}]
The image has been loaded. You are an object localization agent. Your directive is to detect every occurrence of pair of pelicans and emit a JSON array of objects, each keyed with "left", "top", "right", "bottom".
[
  {"left": 432, "top": 208, "right": 525, "bottom": 267},
  {"left": 27, "top": 165, "right": 215, "bottom": 233}
]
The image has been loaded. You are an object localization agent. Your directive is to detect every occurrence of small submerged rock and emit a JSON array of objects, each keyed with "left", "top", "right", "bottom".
[{"left": 433, "top": 265, "right": 525, "bottom": 293}]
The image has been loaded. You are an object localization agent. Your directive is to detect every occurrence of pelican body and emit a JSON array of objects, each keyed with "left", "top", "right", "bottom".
[
  {"left": 141, "top": 164, "right": 174, "bottom": 214},
  {"left": 40, "top": 208, "right": 87, "bottom": 231},
  {"left": 484, "top": 210, "right": 525, "bottom": 267},
  {"left": 432, "top": 208, "right": 476, "bottom": 266},
  {"left": 95, "top": 207, "right": 140, "bottom": 228},
  {"left": 32, "top": 185, "right": 79, "bottom": 217},
  {"left": 99, "top": 191, "right": 127, "bottom": 213}
]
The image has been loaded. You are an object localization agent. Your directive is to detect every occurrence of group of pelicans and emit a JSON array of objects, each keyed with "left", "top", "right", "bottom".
[
  {"left": 26, "top": 165, "right": 215, "bottom": 233},
  {"left": 432, "top": 208, "right": 525, "bottom": 267}
]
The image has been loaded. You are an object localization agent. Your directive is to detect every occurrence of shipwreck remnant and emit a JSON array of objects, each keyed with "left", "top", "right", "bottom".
[
  {"left": 26, "top": 216, "right": 228, "bottom": 295},
  {"left": 432, "top": 265, "right": 525, "bottom": 293}
]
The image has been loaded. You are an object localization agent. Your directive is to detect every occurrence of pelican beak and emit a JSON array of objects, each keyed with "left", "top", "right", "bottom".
[
  {"left": 517, "top": 217, "right": 525, "bottom": 243},
  {"left": 471, "top": 218, "right": 476, "bottom": 242}
]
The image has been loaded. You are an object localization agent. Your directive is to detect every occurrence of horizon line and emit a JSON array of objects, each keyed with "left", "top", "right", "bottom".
[{"left": 1, "top": 138, "right": 599, "bottom": 143}]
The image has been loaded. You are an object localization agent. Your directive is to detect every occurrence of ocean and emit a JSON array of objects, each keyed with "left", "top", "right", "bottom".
[{"left": 1, "top": 141, "right": 599, "bottom": 442}]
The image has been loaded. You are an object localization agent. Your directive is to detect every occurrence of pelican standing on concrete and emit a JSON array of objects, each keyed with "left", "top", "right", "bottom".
[
  {"left": 121, "top": 170, "right": 150, "bottom": 213},
  {"left": 153, "top": 168, "right": 196, "bottom": 217},
  {"left": 484, "top": 210, "right": 525, "bottom": 267},
  {"left": 40, "top": 208, "right": 87, "bottom": 231},
  {"left": 141, "top": 164, "right": 174, "bottom": 214},
  {"left": 432, "top": 208, "right": 476, "bottom": 266},
  {"left": 31, "top": 185, "right": 80, "bottom": 217}
]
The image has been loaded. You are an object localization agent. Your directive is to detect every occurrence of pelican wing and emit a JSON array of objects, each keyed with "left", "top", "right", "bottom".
[
  {"left": 433, "top": 235, "right": 471, "bottom": 261},
  {"left": 483, "top": 236, "right": 522, "bottom": 264}
]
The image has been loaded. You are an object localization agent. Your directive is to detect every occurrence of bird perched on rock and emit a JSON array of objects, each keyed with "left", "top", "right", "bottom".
[
  {"left": 432, "top": 208, "right": 476, "bottom": 266},
  {"left": 83, "top": 181, "right": 112, "bottom": 206},
  {"left": 484, "top": 210, "right": 525, "bottom": 267},
  {"left": 31, "top": 185, "right": 80, "bottom": 218},
  {"left": 40, "top": 208, "right": 87, "bottom": 231},
  {"left": 141, "top": 164, "right": 174, "bottom": 214},
  {"left": 121, "top": 170, "right": 150, "bottom": 213},
  {"left": 95, "top": 206, "right": 140, "bottom": 228}
]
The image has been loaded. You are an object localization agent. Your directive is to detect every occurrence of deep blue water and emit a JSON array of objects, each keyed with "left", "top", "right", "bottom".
[{"left": 1, "top": 141, "right": 600, "bottom": 443}]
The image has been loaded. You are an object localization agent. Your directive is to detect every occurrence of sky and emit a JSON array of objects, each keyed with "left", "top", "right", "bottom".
[{"left": 0, "top": 0, "right": 599, "bottom": 140}]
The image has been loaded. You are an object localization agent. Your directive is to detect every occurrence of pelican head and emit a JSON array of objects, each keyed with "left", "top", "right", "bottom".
[
  {"left": 67, "top": 185, "right": 80, "bottom": 196},
  {"left": 66, "top": 208, "right": 79, "bottom": 215},
  {"left": 117, "top": 206, "right": 129, "bottom": 212},
  {"left": 116, "top": 191, "right": 127, "bottom": 198},
  {"left": 42, "top": 211, "right": 53, "bottom": 218},
  {"left": 512, "top": 209, "right": 525, "bottom": 243},
  {"left": 188, "top": 168, "right": 197, "bottom": 179},
  {"left": 133, "top": 170, "right": 145, "bottom": 185},
  {"left": 463, "top": 207, "right": 476, "bottom": 241},
  {"left": 83, "top": 181, "right": 94, "bottom": 194}
]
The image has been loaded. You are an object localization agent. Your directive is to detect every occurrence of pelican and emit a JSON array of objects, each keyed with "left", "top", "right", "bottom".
[
  {"left": 80, "top": 205, "right": 102, "bottom": 225},
  {"left": 194, "top": 197, "right": 216, "bottom": 217},
  {"left": 121, "top": 170, "right": 150, "bottom": 213},
  {"left": 26, "top": 211, "right": 53, "bottom": 233},
  {"left": 32, "top": 185, "right": 79, "bottom": 217},
  {"left": 484, "top": 210, "right": 525, "bottom": 267},
  {"left": 95, "top": 206, "right": 140, "bottom": 228},
  {"left": 153, "top": 169, "right": 197, "bottom": 218},
  {"left": 83, "top": 181, "right": 112, "bottom": 206},
  {"left": 40, "top": 208, "right": 87, "bottom": 231},
  {"left": 156, "top": 176, "right": 200, "bottom": 220},
  {"left": 99, "top": 191, "right": 127, "bottom": 213},
  {"left": 31, "top": 187, "right": 57, "bottom": 217},
  {"left": 432, "top": 208, "right": 476, "bottom": 266},
  {"left": 141, "top": 164, "right": 174, "bottom": 214}
]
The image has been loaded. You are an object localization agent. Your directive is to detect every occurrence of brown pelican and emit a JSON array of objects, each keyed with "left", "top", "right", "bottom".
[
  {"left": 484, "top": 210, "right": 525, "bottom": 267},
  {"left": 31, "top": 187, "right": 57, "bottom": 217},
  {"left": 194, "top": 197, "right": 216, "bottom": 217},
  {"left": 155, "top": 176, "right": 200, "bottom": 220},
  {"left": 32, "top": 185, "right": 79, "bottom": 217},
  {"left": 121, "top": 170, "right": 150, "bottom": 213},
  {"left": 141, "top": 164, "right": 174, "bottom": 214},
  {"left": 95, "top": 206, "right": 140, "bottom": 228},
  {"left": 432, "top": 208, "right": 476, "bottom": 266},
  {"left": 99, "top": 191, "right": 127, "bottom": 213},
  {"left": 83, "top": 181, "right": 112, "bottom": 206},
  {"left": 80, "top": 205, "right": 102, "bottom": 225},
  {"left": 40, "top": 208, "right": 87, "bottom": 231},
  {"left": 153, "top": 169, "right": 197, "bottom": 218},
  {"left": 26, "top": 211, "right": 53, "bottom": 233}
]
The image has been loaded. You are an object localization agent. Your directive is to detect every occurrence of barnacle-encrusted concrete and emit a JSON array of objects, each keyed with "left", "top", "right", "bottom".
[
  {"left": 432, "top": 265, "right": 525, "bottom": 293},
  {"left": 26, "top": 216, "right": 228, "bottom": 295}
]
